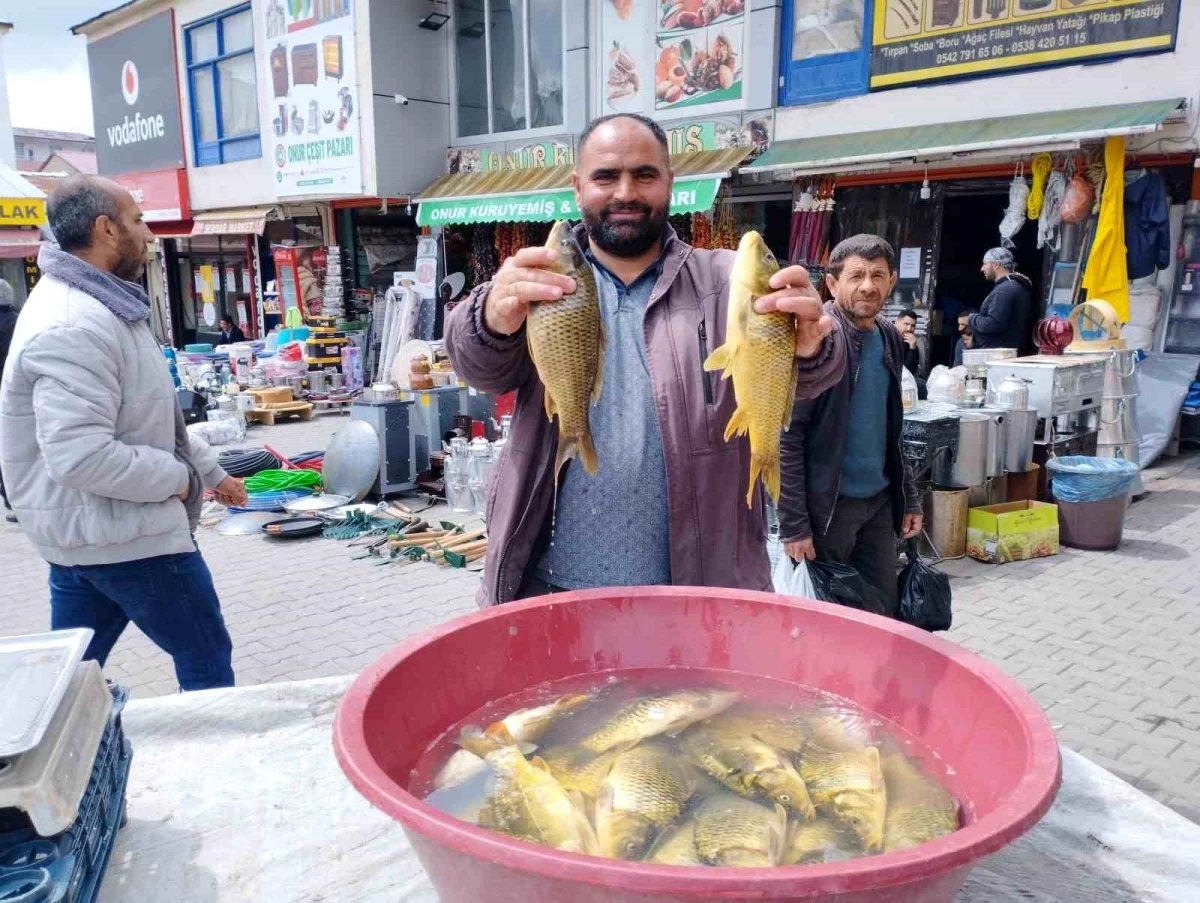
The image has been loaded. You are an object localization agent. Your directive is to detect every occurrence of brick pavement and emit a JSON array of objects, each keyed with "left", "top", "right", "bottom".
[{"left": 2, "top": 409, "right": 1199, "bottom": 822}]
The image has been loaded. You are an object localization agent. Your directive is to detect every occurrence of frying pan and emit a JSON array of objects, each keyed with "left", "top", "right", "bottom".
[{"left": 261, "top": 517, "right": 326, "bottom": 539}]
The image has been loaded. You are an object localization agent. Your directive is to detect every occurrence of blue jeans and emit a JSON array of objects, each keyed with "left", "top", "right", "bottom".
[{"left": 49, "top": 550, "right": 235, "bottom": 691}]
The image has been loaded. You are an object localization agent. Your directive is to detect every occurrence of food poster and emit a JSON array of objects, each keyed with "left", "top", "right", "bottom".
[
  {"left": 603, "top": 0, "right": 648, "bottom": 112},
  {"left": 871, "top": 0, "right": 1181, "bottom": 89},
  {"left": 258, "top": 0, "right": 363, "bottom": 197},
  {"left": 655, "top": 2, "right": 745, "bottom": 110},
  {"left": 199, "top": 265, "right": 217, "bottom": 327}
]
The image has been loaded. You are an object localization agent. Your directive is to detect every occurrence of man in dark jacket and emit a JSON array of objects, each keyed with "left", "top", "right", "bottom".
[
  {"left": 777, "top": 235, "right": 922, "bottom": 617},
  {"left": 444, "top": 113, "right": 840, "bottom": 606},
  {"left": 970, "top": 248, "right": 1031, "bottom": 350},
  {"left": 893, "top": 308, "right": 921, "bottom": 375},
  {"left": 217, "top": 316, "right": 246, "bottom": 344}
]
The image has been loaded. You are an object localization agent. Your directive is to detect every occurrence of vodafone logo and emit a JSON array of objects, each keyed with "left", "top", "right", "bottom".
[{"left": 121, "top": 60, "right": 139, "bottom": 106}]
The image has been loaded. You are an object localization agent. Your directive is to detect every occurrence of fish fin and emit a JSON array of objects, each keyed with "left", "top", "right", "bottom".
[
  {"left": 558, "top": 693, "right": 593, "bottom": 711},
  {"left": 555, "top": 437, "right": 578, "bottom": 482},
  {"left": 782, "top": 358, "right": 799, "bottom": 433},
  {"left": 457, "top": 726, "right": 500, "bottom": 757},
  {"left": 530, "top": 755, "right": 552, "bottom": 773},
  {"left": 722, "top": 405, "right": 751, "bottom": 442},
  {"left": 519, "top": 742, "right": 539, "bottom": 755},
  {"left": 703, "top": 342, "right": 733, "bottom": 374},
  {"left": 578, "top": 431, "right": 599, "bottom": 476},
  {"left": 542, "top": 388, "right": 557, "bottom": 422},
  {"left": 762, "top": 455, "right": 781, "bottom": 508},
  {"left": 591, "top": 318, "right": 607, "bottom": 404},
  {"left": 482, "top": 722, "right": 519, "bottom": 747}
]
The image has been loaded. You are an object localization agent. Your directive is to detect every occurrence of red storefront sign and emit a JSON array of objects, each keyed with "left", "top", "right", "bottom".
[{"left": 113, "top": 169, "right": 190, "bottom": 223}]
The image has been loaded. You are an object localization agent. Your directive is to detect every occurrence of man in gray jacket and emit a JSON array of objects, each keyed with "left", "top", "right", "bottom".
[
  {"left": 0, "top": 176, "right": 246, "bottom": 690},
  {"left": 444, "top": 113, "right": 840, "bottom": 605}
]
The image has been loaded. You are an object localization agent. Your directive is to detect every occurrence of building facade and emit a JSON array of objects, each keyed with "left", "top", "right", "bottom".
[{"left": 12, "top": 128, "right": 96, "bottom": 170}]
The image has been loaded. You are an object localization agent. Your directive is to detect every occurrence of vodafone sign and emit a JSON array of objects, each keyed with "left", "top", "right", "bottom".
[{"left": 86, "top": 10, "right": 184, "bottom": 176}]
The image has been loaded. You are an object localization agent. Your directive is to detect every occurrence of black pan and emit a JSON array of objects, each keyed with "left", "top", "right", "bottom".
[{"left": 261, "top": 516, "right": 325, "bottom": 539}]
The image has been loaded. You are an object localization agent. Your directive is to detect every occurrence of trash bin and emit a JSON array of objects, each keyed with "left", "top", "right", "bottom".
[{"left": 1045, "top": 456, "right": 1139, "bottom": 551}]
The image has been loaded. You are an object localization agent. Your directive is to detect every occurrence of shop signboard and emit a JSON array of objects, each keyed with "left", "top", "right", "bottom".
[
  {"left": 0, "top": 200, "right": 45, "bottom": 227},
  {"left": 86, "top": 11, "right": 185, "bottom": 177},
  {"left": 112, "top": 169, "right": 189, "bottom": 223},
  {"left": 599, "top": 0, "right": 747, "bottom": 117},
  {"left": 416, "top": 179, "right": 722, "bottom": 228},
  {"left": 448, "top": 139, "right": 573, "bottom": 174},
  {"left": 870, "top": 0, "right": 1181, "bottom": 89},
  {"left": 259, "top": 0, "right": 363, "bottom": 197},
  {"left": 661, "top": 111, "right": 773, "bottom": 156}
]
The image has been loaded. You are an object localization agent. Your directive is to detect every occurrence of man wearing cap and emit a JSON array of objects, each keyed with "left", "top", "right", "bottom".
[{"left": 971, "top": 248, "right": 1032, "bottom": 351}]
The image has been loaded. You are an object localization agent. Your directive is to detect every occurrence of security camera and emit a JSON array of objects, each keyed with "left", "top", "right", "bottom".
[{"left": 394, "top": 94, "right": 410, "bottom": 106}]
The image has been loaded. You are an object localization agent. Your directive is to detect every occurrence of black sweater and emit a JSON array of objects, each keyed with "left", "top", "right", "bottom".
[{"left": 970, "top": 273, "right": 1032, "bottom": 350}]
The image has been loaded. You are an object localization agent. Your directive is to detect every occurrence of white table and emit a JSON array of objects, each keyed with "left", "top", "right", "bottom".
[{"left": 96, "top": 677, "right": 1200, "bottom": 903}]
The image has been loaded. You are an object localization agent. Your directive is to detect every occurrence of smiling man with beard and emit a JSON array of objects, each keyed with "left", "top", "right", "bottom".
[
  {"left": 445, "top": 113, "right": 846, "bottom": 606},
  {"left": 776, "top": 235, "right": 923, "bottom": 618}
]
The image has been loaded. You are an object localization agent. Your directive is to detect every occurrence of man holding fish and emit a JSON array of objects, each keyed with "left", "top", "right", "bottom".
[{"left": 445, "top": 113, "right": 844, "bottom": 606}]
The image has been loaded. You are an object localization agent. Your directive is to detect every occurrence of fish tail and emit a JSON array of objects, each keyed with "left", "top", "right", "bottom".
[
  {"left": 482, "top": 722, "right": 519, "bottom": 747},
  {"left": 745, "top": 455, "right": 762, "bottom": 509},
  {"left": 458, "top": 726, "right": 503, "bottom": 756}
]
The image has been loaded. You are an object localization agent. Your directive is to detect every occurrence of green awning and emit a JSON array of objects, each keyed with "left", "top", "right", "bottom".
[
  {"left": 416, "top": 147, "right": 747, "bottom": 227},
  {"left": 745, "top": 99, "right": 1186, "bottom": 176}
]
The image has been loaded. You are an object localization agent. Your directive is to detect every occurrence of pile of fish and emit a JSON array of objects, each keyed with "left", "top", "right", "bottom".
[{"left": 426, "top": 685, "right": 960, "bottom": 867}]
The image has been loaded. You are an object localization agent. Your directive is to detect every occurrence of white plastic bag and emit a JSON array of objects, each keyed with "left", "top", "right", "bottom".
[{"left": 772, "top": 553, "right": 817, "bottom": 598}]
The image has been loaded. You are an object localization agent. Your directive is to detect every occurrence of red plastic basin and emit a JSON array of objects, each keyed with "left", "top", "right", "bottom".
[{"left": 334, "top": 587, "right": 1061, "bottom": 902}]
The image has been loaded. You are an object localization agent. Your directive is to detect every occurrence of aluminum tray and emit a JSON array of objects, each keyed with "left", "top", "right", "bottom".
[{"left": 0, "top": 630, "right": 92, "bottom": 757}]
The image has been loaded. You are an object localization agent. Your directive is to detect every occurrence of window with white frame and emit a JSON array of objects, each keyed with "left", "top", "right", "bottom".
[
  {"left": 454, "top": 0, "right": 563, "bottom": 138},
  {"left": 185, "top": 3, "right": 261, "bottom": 166}
]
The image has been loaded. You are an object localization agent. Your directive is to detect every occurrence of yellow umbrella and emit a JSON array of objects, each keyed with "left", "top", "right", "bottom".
[{"left": 1080, "top": 136, "right": 1129, "bottom": 322}]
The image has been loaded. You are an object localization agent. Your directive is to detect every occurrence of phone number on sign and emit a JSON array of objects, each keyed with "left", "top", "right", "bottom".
[{"left": 936, "top": 32, "right": 1088, "bottom": 65}]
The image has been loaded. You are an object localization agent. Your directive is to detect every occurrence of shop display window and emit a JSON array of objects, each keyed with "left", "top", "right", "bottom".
[{"left": 185, "top": 3, "right": 262, "bottom": 166}]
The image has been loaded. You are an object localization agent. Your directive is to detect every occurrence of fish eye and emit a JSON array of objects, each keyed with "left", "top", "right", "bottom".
[{"left": 777, "top": 793, "right": 791, "bottom": 803}]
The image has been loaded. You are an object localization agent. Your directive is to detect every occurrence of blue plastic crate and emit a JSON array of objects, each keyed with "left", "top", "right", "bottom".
[{"left": 0, "top": 684, "right": 132, "bottom": 903}]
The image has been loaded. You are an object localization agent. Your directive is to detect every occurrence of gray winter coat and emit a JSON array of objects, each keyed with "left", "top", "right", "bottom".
[{"left": 0, "top": 259, "right": 226, "bottom": 566}]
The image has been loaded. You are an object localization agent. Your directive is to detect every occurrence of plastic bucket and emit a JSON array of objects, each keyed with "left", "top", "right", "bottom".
[
  {"left": 334, "top": 587, "right": 1061, "bottom": 903},
  {"left": 1057, "top": 495, "right": 1129, "bottom": 551}
]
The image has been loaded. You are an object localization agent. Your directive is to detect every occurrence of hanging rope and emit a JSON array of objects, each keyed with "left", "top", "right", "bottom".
[{"left": 1026, "top": 153, "right": 1053, "bottom": 219}]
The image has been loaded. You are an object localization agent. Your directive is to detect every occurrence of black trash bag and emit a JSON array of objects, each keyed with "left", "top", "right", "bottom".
[
  {"left": 896, "top": 540, "right": 953, "bottom": 632},
  {"left": 807, "top": 559, "right": 890, "bottom": 615}
]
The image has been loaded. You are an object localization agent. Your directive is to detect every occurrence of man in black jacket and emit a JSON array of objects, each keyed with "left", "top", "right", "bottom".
[
  {"left": 894, "top": 308, "right": 921, "bottom": 375},
  {"left": 970, "top": 248, "right": 1031, "bottom": 350},
  {"left": 778, "top": 236, "right": 922, "bottom": 617}
]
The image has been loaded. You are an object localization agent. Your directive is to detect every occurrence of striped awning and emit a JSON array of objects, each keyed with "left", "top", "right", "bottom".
[{"left": 416, "top": 147, "right": 751, "bottom": 227}]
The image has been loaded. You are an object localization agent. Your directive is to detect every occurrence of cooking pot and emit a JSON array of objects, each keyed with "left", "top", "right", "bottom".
[
  {"left": 1103, "top": 349, "right": 1138, "bottom": 397},
  {"left": 288, "top": 376, "right": 306, "bottom": 397},
  {"left": 308, "top": 370, "right": 328, "bottom": 394},
  {"left": 993, "top": 376, "right": 1030, "bottom": 410},
  {"left": 1003, "top": 408, "right": 1038, "bottom": 473},
  {"left": 950, "top": 412, "right": 989, "bottom": 487},
  {"left": 328, "top": 372, "right": 346, "bottom": 391},
  {"left": 962, "top": 347, "right": 1017, "bottom": 376},
  {"left": 978, "top": 407, "right": 1008, "bottom": 478}
]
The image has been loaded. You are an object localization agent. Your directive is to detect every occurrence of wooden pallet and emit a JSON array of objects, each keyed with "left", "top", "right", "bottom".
[
  {"left": 245, "top": 387, "right": 294, "bottom": 406},
  {"left": 245, "top": 402, "right": 313, "bottom": 426}
]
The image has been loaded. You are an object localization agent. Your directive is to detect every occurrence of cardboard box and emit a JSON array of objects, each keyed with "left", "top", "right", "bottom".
[{"left": 966, "top": 500, "right": 1059, "bottom": 564}]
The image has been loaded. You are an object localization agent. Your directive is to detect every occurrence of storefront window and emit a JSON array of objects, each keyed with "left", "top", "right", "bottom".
[
  {"left": 454, "top": 0, "right": 563, "bottom": 138},
  {"left": 780, "top": 0, "right": 871, "bottom": 107},
  {"left": 175, "top": 236, "right": 252, "bottom": 343}
]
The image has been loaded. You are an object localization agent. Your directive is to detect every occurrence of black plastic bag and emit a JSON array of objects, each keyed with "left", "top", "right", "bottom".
[
  {"left": 807, "top": 560, "right": 890, "bottom": 616},
  {"left": 896, "top": 540, "right": 952, "bottom": 632}
]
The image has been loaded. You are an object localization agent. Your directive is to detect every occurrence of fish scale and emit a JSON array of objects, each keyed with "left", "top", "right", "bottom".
[
  {"left": 693, "top": 793, "right": 788, "bottom": 868},
  {"left": 880, "top": 745, "right": 959, "bottom": 851},
  {"left": 597, "top": 743, "right": 699, "bottom": 859}
]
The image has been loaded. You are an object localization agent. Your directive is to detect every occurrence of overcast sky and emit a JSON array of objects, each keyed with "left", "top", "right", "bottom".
[{"left": 2, "top": 0, "right": 113, "bottom": 136}]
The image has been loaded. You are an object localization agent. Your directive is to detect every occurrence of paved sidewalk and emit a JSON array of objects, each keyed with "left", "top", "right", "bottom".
[{"left": 2, "top": 409, "right": 1199, "bottom": 822}]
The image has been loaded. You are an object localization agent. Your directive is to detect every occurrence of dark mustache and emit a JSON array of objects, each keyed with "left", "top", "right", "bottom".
[{"left": 601, "top": 203, "right": 652, "bottom": 218}]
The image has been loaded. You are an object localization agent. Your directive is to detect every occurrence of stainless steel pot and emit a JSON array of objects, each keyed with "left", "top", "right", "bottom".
[
  {"left": 1099, "top": 395, "right": 1139, "bottom": 446},
  {"left": 308, "top": 370, "right": 328, "bottom": 394},
  {"left": 1003, "top": 408, "right": 1038, "bottom": 473},
  {"left": 977, "top": 407, "right": 1008, "bottom": 478},
  {"left": 993, "top": 376, "right": 1030, "bottom": 409},
  {"left": 328, "top": 372, "right": 345, "bottom": 390},
  {"left": 288, "top": 376, "right": 306, "bottom": 396},
  {"left": 273, "top": 374, "right": 291, "bottom": 387},
  {"left": 1103, "top": 349, "right": 1138, "bottom": 397},
  {"left": 950, "top": 413, "right": 989, "bottom": 487},
  {"left": 962, "top": 347, "right": 1018, "bottom": 376}
]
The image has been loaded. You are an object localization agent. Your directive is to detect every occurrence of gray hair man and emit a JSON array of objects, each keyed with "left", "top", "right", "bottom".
[
  {"left": 0, "top": 175, "right": 246, "bottom": 691},
  {"left": 970, "top": 247, "right": 1032, "bottom": 351}
]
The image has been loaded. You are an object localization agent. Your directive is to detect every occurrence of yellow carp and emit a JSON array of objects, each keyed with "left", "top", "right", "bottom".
[
  {"left": 596, "top": 743, "right": 698, "bottom": 860},
  {"left": 880, "top": 743, "right": 960, "bottom": 852},
  {"left": 680, "top": 724, "right": 815, "bottom": 820},
  {"left": 781, "top": 817, "right": 860, "bottom": 865},
  {"left": 693, "top": 793, "right": 788, "bottom": 868},
  {"left": 575, "top": 689, "right": 740, "bottom": 755},
  {"left": 703, "top": 231, "right": 797, "bottom": 506},
  {"left": 799, "top": 743, "right": 887, "bottom": 853},
  {"left": 645, "top": 820, "right": 702, "bottom": 866},
  {"left": 528, "top": 221, "right": 604, "bottom": 480}
]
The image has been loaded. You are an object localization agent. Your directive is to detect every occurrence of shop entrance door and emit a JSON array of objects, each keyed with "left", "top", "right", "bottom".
[{"left": 933, "top": 182, "right": 1045, "bottom": 366}]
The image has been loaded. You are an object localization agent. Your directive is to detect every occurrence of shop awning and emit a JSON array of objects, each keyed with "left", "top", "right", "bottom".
[
  {"left": 744, "top": 99, "right": 1187, "bottom": 177},
  {"left": 0, "top": 230, "right": 42, "bottom": 259},
  {"left": 416, "top": 147, "right": 751, "bottom": 227},
  {"left": 191, "top": 208, "right": 269, "bottom": 236}
]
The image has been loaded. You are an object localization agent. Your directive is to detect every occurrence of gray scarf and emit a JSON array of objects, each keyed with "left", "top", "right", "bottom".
[{"left": 37, "top": 244, "right": 149, "bottom": 322}]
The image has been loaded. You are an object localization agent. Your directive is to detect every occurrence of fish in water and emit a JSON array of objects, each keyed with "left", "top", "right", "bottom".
[
  {"left": 781, "top": 818, "right": 860, "bottom": 865},
  {"left": 693, "top": 793, "right": 789, "bottom": 868},
  {"left": 799, "top": 743, "right": 888, "bottom": 853},
  {"left": 540, "top": 745, "right": 622, "bottom": 799},
  {"left": 485, "top": 693, "right": 592, "bottom": 747},
  {"left": 703, "top": 231, "right": 797, "bottom": 506},
  {"left": 576, "top": 689, "right": 740, "bottom": 755},
  {"left": 701, "top": 707, "right": 811, "bottom": 756},
  {"left": 880, "top": 742, "right": 960, "bottom": 852},
  {"left": 805, "top": 706, "right": 877, "bottom": 753},
  {"left": 527, "top": 221, "right": 605, "bottom": 481},
  {"left": 596, "top": 743, "right": 699, "bottom": 860},
  {"left": 681, "top": 723, "right": 815, "bottom": 820},
  {"left": 644, "top": 819, "right": 702, "bottom": 866},
  {"left": 457, "top": 727, "right": 598, "bottom": 855}
]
